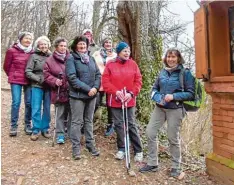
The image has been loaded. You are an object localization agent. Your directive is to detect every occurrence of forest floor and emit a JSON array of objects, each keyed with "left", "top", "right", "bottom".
[{"left": 1, "top": 73, "right": 219, "bottom": 185}]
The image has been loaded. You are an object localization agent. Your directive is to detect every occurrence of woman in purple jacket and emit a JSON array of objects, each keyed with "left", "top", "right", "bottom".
[
  {"left": 43, "top": 37, "right": 70, "bottom": 144},
  {"left": 3, "top": 31, "right": 34, "bottom": 137}
]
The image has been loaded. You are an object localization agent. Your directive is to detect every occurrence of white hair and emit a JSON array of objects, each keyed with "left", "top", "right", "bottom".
[{"left": 34, "top": 36, "right": 51, "bottom": 49}]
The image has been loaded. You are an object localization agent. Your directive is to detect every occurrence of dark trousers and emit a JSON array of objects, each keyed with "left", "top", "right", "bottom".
[
  {"left": 70, "top": 97, "right": 96, "bottom": 155},
  {"left": 55, "top": 102, "right": 71, "bottom": 136},
  {"left": 95, "top": 91, "right": 113, "bottom": 126},
  {"left": 111, "top": 107, "right": 142, "bottom": 154}
]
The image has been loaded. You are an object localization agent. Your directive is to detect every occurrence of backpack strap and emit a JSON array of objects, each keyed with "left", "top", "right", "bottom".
[{"left": 179, "top": 68, "right": 185, "bottom": 92}]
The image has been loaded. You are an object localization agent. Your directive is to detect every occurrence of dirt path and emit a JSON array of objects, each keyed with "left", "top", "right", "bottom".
[{"left": 1, "top": 75, "right": 218, "bottom": 185}]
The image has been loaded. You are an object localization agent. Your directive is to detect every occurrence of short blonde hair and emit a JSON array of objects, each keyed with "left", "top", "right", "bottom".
[{"left": 34, "top": 36, "right": 51, "bottom": 49}]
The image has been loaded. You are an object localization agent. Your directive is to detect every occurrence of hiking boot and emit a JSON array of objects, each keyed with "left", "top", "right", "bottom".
[
  {"left": 139, "top": 164, "right": 159, "bottom": 173},
  {"left": 170, "top": 168, "right": 183, "bottom": 177},
  {"left": 24, "top": 127, "right": 32, "bottom": 135},
  {"left": 115, "top": 151, "right": 125, "bottom": 160},
  {"left": 9, "top": 127, "right": 17, "bottom": 137},
  {"left": 42, "top": 131, "right": 51, "bottom": 139},
  {"left": 134, "top": 152, "right": 143, "bottom": 162},
  {"left": 73, "top": 153, "right": 81, "bottom": 160},
  {"left": 104, "top": 125, "right": 114, "bottom": 137},
  {"left": 87, "top": 147, "right": 100, "bottom": 156},
  {"left": 57, "top": 134, "right": 65, "bottom": 144},
  {"left": 30, "top": 133, "right": 39, "bottom": 141}
]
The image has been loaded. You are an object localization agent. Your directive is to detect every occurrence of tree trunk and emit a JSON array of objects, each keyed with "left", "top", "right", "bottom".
[
  {"left": 48, "top": 1, "right": 68, "bottom": 43},
  {"left": 116, "top": 1, "right": 142, "bottom": 64}
]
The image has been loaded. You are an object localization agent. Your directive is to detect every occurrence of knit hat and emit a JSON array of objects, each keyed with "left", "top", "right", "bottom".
[
  {"left": 34, "top": 36, "right": 51, "bottom": 48},
  {"left": 70, "top": 36, "right": 89, "bottom": 52},
  {"left": 18, "top": 31, "right": 34, "bottom": 42},
  {"left": 116, "top": 42, "right": 129, "bottom": 54},
  {"left": 102, "top": 37, "right": 112, "bottom": 47}
]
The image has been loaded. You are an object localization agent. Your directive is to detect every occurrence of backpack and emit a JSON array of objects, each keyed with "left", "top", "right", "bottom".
[{"left": 179, "top": 68, "right": 206, "bottom": 112}]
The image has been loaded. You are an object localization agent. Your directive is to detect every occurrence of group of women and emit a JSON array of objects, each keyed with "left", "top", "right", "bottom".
[{"left": 3, "top": 29, "right": 195, "bottom": 178}]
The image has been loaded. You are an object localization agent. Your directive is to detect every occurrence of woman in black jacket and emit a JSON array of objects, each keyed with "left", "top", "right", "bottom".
[{"left": 66, "top": 36, "right": 101, "bottom": 159}]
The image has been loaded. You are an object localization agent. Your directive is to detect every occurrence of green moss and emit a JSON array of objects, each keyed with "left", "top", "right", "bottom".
[{"left": 207, "top": 153, "right": 234, "bottom": 169}]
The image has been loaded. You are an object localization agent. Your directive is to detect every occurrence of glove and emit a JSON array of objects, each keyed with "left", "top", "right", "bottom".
[{"left": 116, "top": 91, "right": 124, "bottom": 101}]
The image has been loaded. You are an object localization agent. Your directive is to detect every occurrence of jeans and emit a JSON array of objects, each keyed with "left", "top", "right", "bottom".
[
  {"left": 31, "top": 87, "right": 51, "bottom": 134},
  {"left": 10, "top": 84, "right": 31, "bottom": 128}
]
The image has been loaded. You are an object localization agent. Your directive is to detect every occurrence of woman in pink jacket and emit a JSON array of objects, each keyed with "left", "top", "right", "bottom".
[{"left": 3, "top": 31, "right": 34, "bottom": 137}]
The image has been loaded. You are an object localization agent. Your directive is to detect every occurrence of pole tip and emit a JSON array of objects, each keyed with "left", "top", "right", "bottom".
[{"left": 128, "top": 170, "right": 136, "bottom": 177}]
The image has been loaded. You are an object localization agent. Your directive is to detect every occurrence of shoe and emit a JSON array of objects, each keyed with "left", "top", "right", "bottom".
[
  {"left": 139, "top": 164, "right": 158, "bottom": 173},
  {"left": 73, "top": 153, "right": 81, "bottom": 160},
  {"left": 104, "top": 126, "right": 114, "bottom": 137},
  {"left": 170, "top": 168, "right": 183, "bottom": 177},
  {"left": 24, "top": 126, "right": 32, "bottom": 135},
  {"left": 30, "top": 133, "right": 39, "bottom": 141},
  {"left": 87, "top": 147, "right": 100, "bottom": 156},
  {"left": 42, "top": 131, "right": 51, "bottom": 138},
  {"left": 134, "top": 152, "right": 143, "bottom": 162},
  {"left": 57, "top": 135, "right": 65, "bottom": 144},
  {"left": 9, "top": 127, "right": 17, "bottom": 137},
  {"left": 115, "top": 151, "right": 125, "bottom": 160}
]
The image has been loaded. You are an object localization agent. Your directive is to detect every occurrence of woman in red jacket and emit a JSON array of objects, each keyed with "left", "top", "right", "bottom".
[
  {"left": 102, "top": 42, "right": 143, "bottom": 162},
  {"left": 3, "top": 31, "right": 34, "bottom": 137}
]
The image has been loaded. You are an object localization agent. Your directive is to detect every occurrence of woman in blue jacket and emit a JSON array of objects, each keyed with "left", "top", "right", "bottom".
[
  {"left": 139, "top": 48, "right": 195, "bottom": 178},
  {"left": 66, "top": 36, "right": 101, "bottom": 159}
]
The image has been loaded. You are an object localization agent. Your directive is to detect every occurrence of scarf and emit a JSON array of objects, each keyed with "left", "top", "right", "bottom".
[
  {"left": 165, "top": 64, "right": 178, "bottom": 73},
  {"left": 77, "top": 52, "right": 90, "bottom": 64},
  {"left": 17, "top": 42, "right": 33, "bottom": 53},
  {"left": 100, "top": 47, "right": 114, "bottom": 65},
  {"left": 54, "top": 51, "right": 66, "bottom": 61}
]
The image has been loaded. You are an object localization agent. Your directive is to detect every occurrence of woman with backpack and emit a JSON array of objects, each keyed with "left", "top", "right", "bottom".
[{"left": 139, "top": 48, "right": 195, "bottom": 178}]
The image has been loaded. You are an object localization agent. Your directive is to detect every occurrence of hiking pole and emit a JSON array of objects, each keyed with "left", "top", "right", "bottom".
[
  {"left": 52, "top": 72, "right": 63, "bottom": 147},
  {"left": 122, "top": 87, "right": 136, "bottom": 177}
]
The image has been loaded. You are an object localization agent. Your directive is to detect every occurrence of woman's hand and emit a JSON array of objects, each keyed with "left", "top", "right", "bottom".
[
  {"left": 164, "top": 94, "right": 173, "bottom": 102},
  {"left": 116, "top": 91, "right": 124, "bottom": 101},
  {"left": 124, "top": 93, "right": 132, "bottom": 103},
  {"left": 88, "top": 88, "right": 97, "bottom": 96},
  {"left": 55, "top": 79, "right": 63, "bottom": 86}
]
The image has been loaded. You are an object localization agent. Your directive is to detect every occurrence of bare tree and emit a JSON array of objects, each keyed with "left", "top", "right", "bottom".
[{"left": 48, "top": 1, "right": 74, "bottom": 43}]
